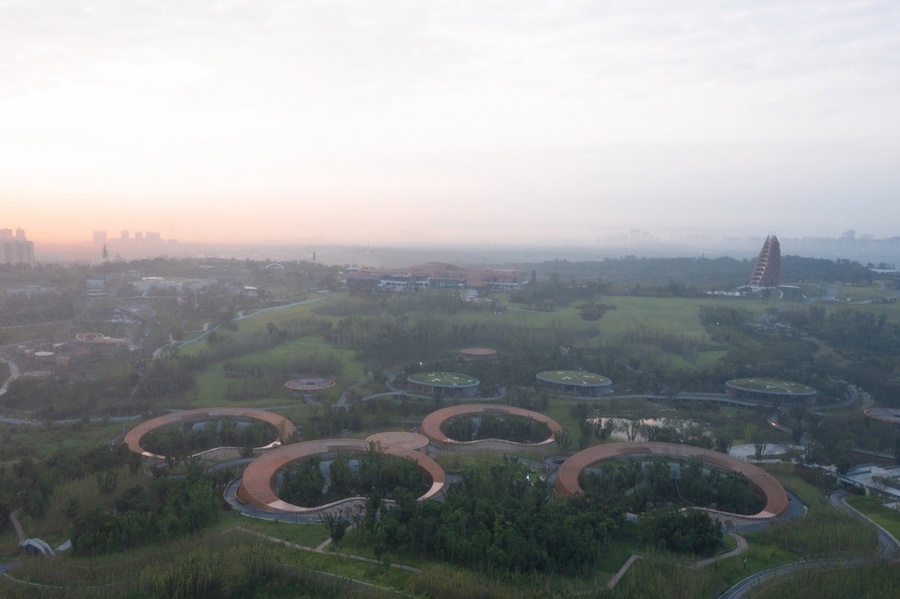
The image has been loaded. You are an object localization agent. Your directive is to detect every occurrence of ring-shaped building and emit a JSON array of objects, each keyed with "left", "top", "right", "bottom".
[
  {"left": 555, "top": 441, "right": 789, "bottom": 520},
  {"left": 236, "top": 439, "right": 446, "bottom": 513},
  {"left": 124, "top": 407, "right": 294, "bottom": 459},
  {"left": 420, "top": 403, "right": 563, "bottom": 451}
]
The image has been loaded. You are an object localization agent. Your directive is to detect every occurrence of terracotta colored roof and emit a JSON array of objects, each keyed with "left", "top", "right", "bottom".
[
  {"left": 237, "top": 439, "right": 445, "bottom": 512},
  {"left": 124, "top": 408, "right": 294, "bottom": 459},
  {"left": 554, "top": 441, "right": 789, "bottom": 520},
  {"left": 420, "top": 404, "right": 563, "bottom": 447}
]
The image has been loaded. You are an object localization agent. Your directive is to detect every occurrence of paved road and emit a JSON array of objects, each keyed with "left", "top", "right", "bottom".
[
  {"left": 0, "top": 355, "right": 20, "bottom": 396},
  {"left": 828, "top": 490, "right": 900, "bottom": 559}
]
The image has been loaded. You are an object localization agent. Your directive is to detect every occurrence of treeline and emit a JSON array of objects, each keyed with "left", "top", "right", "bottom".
[
  {"left": 327, "top": 315, "right": 597, "bottom": 369},
  {"left": 0, "top": 289, "right": 80, "bottom": 324},
  {"left": 775, "top": 305, "right": 900, "bottom": 407},
  {"left": 314, "top": 291, "right": 467, "bottom": 317},
  {"left": 0, "top": 369, "right": 136, "bottom": 419},
  {"left": 201, "top": 317, "right": 330, "bottom": 362},
  {"left": 509, "top": 275, "right": 612, "bottom": 309},
  {"left": 510, "top": 254, "right": 873, "bottom": 286},
  {"left": 515, "top": 256, "right": 750, "bottom": 287},
  {"left": 71, "top": 468, "right": 221, "bottom": 556},
  {"left": 280, "top": 449, "right": 423, "bottom": 506}
]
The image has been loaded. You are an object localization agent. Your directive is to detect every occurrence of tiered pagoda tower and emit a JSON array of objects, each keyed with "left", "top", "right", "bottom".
[{"left": 749, "top": 235, "right": 781, "bottom": 287}]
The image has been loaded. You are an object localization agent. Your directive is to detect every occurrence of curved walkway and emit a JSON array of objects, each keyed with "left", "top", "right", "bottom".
[
  {"left": 236, "top": 439, "right": 446, "bottom": 513},
  {"left": 717, "top": 490, "right": 898, "bottom": 598},
  {"left": 555, "top": 442, "right": 790, "bottom": 521},
  {"left": 420, "top": 403, "right": 564, "bottom": 450},
  {"left": 124, "top": 407, "right": 294, "bottom": 459},
  {"left": 691, "top": 533, "right": 749, "bottom": 569}
]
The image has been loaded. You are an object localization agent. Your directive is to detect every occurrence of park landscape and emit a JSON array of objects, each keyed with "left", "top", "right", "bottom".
[{"left": 1, "top": 254, "right": 900, "bottom": 598}]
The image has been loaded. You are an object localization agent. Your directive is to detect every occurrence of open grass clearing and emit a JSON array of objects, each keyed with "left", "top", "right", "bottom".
[{"left": 844, "top": 495, "right": 900, "bottom": 540}]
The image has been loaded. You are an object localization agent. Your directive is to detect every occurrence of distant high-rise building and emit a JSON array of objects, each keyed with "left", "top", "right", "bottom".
[
  {"left": 135, "top": 231, "right": 144, "bottom": 241},
  {"left": 121, "top": 230, "right": 130, "bottom": 240},
  {"left": 0, "top": 227, "right": 34, "bottom": 265},
  {"left": 749, "top": 235, "right": 781, "bottom": 287},
  {"left": 93, "top": 230, "right": 107, "bottom": 244}
]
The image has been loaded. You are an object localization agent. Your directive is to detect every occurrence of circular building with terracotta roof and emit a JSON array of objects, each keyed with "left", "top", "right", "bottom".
[
  {"left": 555, "top": 441, "right": 789, "bottom": 521},
  {"left": 459, "top": 347, "right": 498, "bottom": 361},
  {"left": 408, "top": 371, "right": 479, "bottom": 398},
  {"left": 420, "top": 404, "right": 563, "bottom": 452},
  {"left": 725, "top": 378, "right": 817, "bottom": 403},
  {"left": 285, "top": 377, "right": 335, "bottom": 395},
  {"left": 536, "top": 370, "right": 612, "bottom": 397},
  {"left": 124, "top": 407, "right": 294, "bottom": 459},
  {"left": 236, "top": 439, "right": 445, "bottom": 514}
]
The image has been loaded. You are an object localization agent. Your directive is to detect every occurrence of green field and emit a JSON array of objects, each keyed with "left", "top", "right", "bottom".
[{"left": 845, "top": 495, "right": 900, "bottom": 540}]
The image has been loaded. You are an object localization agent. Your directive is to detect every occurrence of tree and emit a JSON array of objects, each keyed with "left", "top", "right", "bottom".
[
  {"left": 321, "top": 511, "right": 348, "bottom": 547},
  {"left": 554, "top": 429, "right": 573, "bottom": 452}
]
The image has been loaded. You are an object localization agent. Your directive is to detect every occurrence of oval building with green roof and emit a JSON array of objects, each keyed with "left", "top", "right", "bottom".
[
  {"left": 535, "top": 370, "right": 612, "bottom": 397},
  {"left": 408, "top": 371, "right": 480, "bottom": 398},
  {"left": 725, "top": 378, "right": 817, "bottom": 403}
]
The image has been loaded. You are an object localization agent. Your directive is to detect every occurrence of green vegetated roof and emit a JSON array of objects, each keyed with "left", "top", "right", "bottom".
[
  {"left": 536, "top": 370, "right": 611, "bottom": 386},
  {"left": 408, "top": 371, "right": 479, "bottom": 387},
  {"left": 726, "top": 378, "right": 816, "bottom": 395}
]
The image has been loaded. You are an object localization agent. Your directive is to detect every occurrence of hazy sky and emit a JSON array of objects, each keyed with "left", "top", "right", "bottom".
[{"left": 2, "top": 1, "right": 898, "bottom": 245}]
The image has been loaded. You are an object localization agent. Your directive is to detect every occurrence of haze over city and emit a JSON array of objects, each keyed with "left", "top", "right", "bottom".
[{"left": 2, "top": 1, "right": 899, "bottom": 247}]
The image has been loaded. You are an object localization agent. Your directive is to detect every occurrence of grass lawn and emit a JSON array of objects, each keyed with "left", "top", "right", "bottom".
[
  {"left": 845, "top": 495, "right": 900, "bottom": 540},
  {"left": 221, "top": 512, "right": 331, "bottom": 547},
  {"left": 762, "top": 463, "right": 831, "bottom": 510},
  {"left": 712, "top": 536, "right": 801, "bottom": 584}
]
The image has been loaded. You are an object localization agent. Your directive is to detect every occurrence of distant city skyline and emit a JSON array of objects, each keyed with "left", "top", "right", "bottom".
[
  {"left": 2, "top": 2, "right": 898, "bottom": 245},
  {"left": 26, "top": 227, "right": 900, "bottom": 268}
]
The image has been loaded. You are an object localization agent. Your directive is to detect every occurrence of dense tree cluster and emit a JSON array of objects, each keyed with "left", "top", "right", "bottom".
[
  {"left": 71, "top": 469, "right": 221, "bottom": 556},
  {"left": 141, "top": 420, "right": 277, "bottom": 458},
  {"left": 637, "top": 508, "right": 722, "bottom": 555},
  {"left": 280, "top": 448, "right": 424, "bottom": 506},
  {"left": 0, "top": 444, "right": 140, "bottom": 522},
  {"left": 0, "top": 372, "right": 136, "bottom": 419},
  {"left": 0, "top": 290, "right": 79, "bottom": 324},
  {"left": 677, "top": 458, "right": 764, "bottom": 514},
  {"left": 775, "top": 305, "right": 900, "bottom": 408},
  {"left": 442, "top": 414, "right": 550, "bottom": 443},
  {"left": 356, "top": 459, "right": 622, "bottom": 575},
  {"left": 581, "top": 458, "right": 762, "bottom": 517}
]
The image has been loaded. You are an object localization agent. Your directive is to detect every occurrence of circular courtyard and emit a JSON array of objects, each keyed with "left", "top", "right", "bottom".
[
  {"left": 236, "top": 439, "right": 446, "bottom": 513},
  {"left": 124, "top": 407, "right": 294, "bottom": 459},
  {"left": 554, "top": 441, "right": 789, "bottom": 520},
  {"left": 420, "top": 404, "right": 563, "bottom": 451}
]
